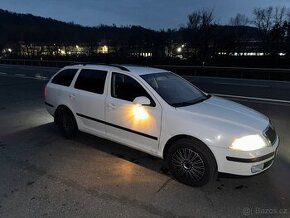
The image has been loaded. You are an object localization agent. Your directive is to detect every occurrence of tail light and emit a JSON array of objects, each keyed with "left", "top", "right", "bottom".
[{"left": 44, "top": 84, "right": 47, "bottom": 97}]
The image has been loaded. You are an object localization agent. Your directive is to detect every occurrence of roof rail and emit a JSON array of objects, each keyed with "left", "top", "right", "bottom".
[
  {"left": 69, "top": 62, "right": 130, "bottom": 72},
  {"left": 106, "top": 64, "right": 130, "bottom": 72}
]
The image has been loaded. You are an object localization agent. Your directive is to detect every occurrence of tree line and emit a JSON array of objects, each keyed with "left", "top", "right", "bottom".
[{"left": 1, "top": 7, "right": 290, "bottom": 65}]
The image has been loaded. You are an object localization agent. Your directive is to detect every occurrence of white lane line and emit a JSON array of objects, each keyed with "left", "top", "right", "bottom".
[
  {"left": 0, "top": 72, "right": 7, "bottom": 75},
  {"left": 0, "top": 64, "right": 59, "bottom": 71},
  {"left": 214, "top": 82, "right": 270, "bottom": 88},
  {"left": 213, "top": 93, "right": 290, "bottom": 104},
  {"left": 15, "top": 74, "right": 25, "bottom": 77},
  {"left": 0, "top": 73, "right": 49, "bottom": 81},
  {"left": 35, "top": 75, "right": 48, "bottom": 80}
]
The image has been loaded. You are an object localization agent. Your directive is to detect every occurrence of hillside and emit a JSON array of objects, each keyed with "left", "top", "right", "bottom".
[{"left": 0, "top": 9, "right": 160, "bottom": 47}]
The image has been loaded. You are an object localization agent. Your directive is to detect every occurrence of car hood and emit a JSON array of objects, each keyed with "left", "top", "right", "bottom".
[{"left": 177, "top": 96, "right": 269, "bottom": 132}]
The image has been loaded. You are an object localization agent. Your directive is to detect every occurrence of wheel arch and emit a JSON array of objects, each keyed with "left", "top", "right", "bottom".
[
  {"left": 163, "top": 134, "right": 218, "bottom": 170},
  {"left": 54, "top": 104, "right": 76, "bottom": 125}
]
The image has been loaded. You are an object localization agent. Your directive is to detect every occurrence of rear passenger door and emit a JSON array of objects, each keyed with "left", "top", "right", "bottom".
[{"left": 70, "top": 68, "right": 108, "bottom": 136}]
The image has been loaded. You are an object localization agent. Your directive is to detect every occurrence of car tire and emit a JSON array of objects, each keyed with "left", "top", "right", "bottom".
[
  {"left": 167, "top": 138, "right": 217, "bottom": 187},
  {"left": 57, "top": 107, "right": 78, "bottom": 139}
]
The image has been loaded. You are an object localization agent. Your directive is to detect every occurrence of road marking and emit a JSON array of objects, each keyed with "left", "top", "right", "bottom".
[
  {"left": 0, "top": 73, "right": 49, "bottom": 81},
  {"left": 0, "top": 64, "right": 59, "bottom": 71},
  {"left": 213, "top": 93, "right": 290, "bottom": 104},
  {"left": 15, "top": 74, "right": 25, "bottom": 77},
  {"left": 214, "top": 82, "right": 270, "bottom": 88},
  {"left": 35, "top": 74, "right": 48, "bottom": 80}
]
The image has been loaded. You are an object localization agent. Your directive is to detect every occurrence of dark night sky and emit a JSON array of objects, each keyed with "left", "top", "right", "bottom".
[{"left": 1, "top": 0, "right": 290, "bottom": 29}]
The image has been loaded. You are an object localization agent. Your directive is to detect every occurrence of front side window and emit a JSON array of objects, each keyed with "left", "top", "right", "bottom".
[
  {"left": 74, "top": 69, "right": 107, "bottom": 94},
  {"left": 141, "top": 72, "right": 209, "bottom": 107},
  {"left": 111, "top": 72, "right": 153, "bottom": 103},
  {"left": 51, "top": 69, "right": 78, "bottom": 86}
]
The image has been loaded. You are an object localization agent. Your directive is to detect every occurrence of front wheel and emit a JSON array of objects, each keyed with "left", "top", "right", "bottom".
[{"left": 167, "top": 138, "right": 217, "bottom": 187}]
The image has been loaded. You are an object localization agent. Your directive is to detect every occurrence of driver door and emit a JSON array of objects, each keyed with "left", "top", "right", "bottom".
[{"left": 105, "top": 72, "right": 162, "bottom": 153}]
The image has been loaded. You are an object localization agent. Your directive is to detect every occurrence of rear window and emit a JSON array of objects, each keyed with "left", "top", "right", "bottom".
[
  {"left": 51, "top": 69, "right": 78, "bottom": 86},
  {"left": 74, "top": 69, "right": 107, "bottom": 94}
]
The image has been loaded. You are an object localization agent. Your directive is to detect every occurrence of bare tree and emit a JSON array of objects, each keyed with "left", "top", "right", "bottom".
[
  {"left": 230, "top": 13, "right": 249, "bottom": 26},
  {"left": 271, "top": 7, "right": 288, "bottom": 56},
  {"left": 229, "top": 14, "right": 251, "bottom": 55},
  {"left": 187, "top": 9, "right": 214, "bottom": 30},
  {"left": 253, "top": 7, "right": 273, "bottom": 36},
  {"left": 253, "top": 6, "right": 288, "bottom": 56},
  {"left": 187, "top": 12, "right": 201, "bottom": 30},
  {"left": 253, "top": 7, "right": 274, "bottom": 54},
  {"left": 286, "top": 9, "right": 290, "bottom": 56},
  {"left": 187, "top": 9, "right": 215, "bottom": 61},
  {"left": 273, "top": 6, "right": 287, "bottom": 26}
]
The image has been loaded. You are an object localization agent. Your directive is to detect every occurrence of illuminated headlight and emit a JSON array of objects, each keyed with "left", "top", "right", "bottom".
[{"left": 230, "top": 135, "right": 267, "bottom": 151}]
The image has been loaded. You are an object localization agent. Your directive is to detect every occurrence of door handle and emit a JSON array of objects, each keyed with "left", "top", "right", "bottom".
[
  {"left": 107, "top": 103, "right": 116, "bottom": 109},
  {"left": 69, "top": 93, "right": 76, "bottom": 99}
]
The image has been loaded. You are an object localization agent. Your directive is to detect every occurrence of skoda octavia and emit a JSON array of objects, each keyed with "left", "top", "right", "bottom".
[{"left": 45, "top": 64, "right": 279, "bottom": 186}]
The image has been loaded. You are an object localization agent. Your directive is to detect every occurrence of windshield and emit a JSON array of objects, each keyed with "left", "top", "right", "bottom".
[{"left": 141, "top": 72, "right": 209, "bottom": 107}]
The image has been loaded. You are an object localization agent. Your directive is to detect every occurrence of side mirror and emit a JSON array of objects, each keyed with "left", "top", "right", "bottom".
[{"left": 133, "top": 96, "right": 151, "bottom": 106}]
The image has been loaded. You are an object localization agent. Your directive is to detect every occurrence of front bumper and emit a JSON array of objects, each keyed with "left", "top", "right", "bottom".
[{"left": 211, "top": 136, "right": 279, "bottom": 176}]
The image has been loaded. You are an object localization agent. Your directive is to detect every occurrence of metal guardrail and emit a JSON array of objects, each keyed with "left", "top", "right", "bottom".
[{"left": 1, "top": 58, "right": 290, "bottom": 81}]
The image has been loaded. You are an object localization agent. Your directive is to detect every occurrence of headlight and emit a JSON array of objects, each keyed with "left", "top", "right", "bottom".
[{"left": 230, "top": 135, "right": 267, "bottom": 151}]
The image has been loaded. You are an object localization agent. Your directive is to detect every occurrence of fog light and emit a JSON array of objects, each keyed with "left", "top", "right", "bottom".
[{"left": 251, "top": 163, "right": 263, "bottom": 173}]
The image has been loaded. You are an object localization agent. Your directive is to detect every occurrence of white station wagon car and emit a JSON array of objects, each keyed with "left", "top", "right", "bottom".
[{"left": 45, "top": 64, "right": 279, "bottom": 186}]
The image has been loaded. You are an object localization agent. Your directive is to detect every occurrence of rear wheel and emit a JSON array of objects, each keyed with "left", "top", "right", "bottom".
[
  {"left": 57, "top": 108, "right": 78, "bottom": 139},
  {"left": 167, "top": 138, "right": 217, "bottom": 186}
]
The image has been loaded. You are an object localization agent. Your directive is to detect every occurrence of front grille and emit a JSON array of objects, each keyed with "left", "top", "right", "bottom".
[{"left": 264, "top": 126, "right": 277, "bottom": 145}]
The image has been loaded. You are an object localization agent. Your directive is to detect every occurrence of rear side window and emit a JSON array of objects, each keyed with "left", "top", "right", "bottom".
[
  {"left": 74, "top": 69, "right": 107, "bottom": 94},
  {"left": 51, "top": 69, "right": 78, "bottom": 86}
]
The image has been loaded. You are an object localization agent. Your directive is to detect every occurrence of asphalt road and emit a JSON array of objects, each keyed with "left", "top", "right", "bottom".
[{"left": 0, "top": 64, "right": 290, "bottom": 217}]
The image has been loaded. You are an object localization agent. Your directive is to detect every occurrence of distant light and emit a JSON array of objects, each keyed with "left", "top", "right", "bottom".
[
  {"left": 98, "top": 45, "right": 108, "bottom": 54},
  {"left": 76, "top": 45, "right": 79, "bottom": 49},
  {"left": 102, "top": 45, "right": 108, "bottom": 53},
  {"left": 279, "top": 52, "right": 286, "bottom": 56},
  {"left": 8, "top": 48, "right": 12, "bottom": 52},
  {"left": 177, "top": 47, "right": 182, "bottom": 53},
  {"left": 60, "top": 49, "right": 66, "bottom": 55}
]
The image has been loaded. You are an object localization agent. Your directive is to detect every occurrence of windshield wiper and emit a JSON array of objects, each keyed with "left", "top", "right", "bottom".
[
  {"left": 172, "top": 95, "right": 211, "bottom": 107},
  {"left": 171, "top": 102, "right": 193, "bottom": 107}
]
